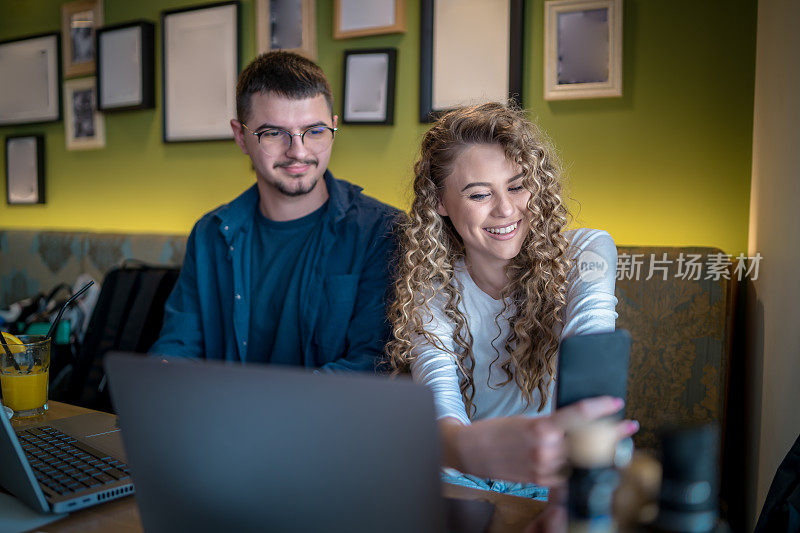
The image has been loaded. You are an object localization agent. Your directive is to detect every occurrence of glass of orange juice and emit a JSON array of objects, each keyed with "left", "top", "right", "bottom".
[{"left": 1, "top": 334, "right": 50, "bottom": 418}]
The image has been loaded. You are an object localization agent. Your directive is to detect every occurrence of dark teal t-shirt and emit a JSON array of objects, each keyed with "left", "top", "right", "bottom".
[{"left": 247, "top": 202, "right": 328, "bottom": 364}]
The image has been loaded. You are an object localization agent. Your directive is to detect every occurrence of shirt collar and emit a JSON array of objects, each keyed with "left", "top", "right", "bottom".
[
  {"left": 324, "top": 170, "right": 361, "bottom": 224},
  {"left": 214, "top": 170, "right": 359, "bottom": 243}
]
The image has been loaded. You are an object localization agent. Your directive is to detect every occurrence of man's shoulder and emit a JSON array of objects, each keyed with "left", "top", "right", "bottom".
[
  {"left": 329, "top": 175, "right": 401, "bottom": 227},
  {"left": 331, "top": 175, "right": 399, "bottom": 211},
  {"left": 351, "top": 187, "right": 399, "bottom": 215},
  {"left": 349, "top": 192, "right": 402, "bottom": 231},
  {"left": 187, "top": 208, "right": 225, "bottom": 243},
  {"left": 190, "top": 185, "right": 259, "bottom": 236}
]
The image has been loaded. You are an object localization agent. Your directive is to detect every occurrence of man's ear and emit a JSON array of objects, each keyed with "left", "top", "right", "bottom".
[
  {"left": 332, "top": 115, "right": 338, "bottom": 128},
  {"left": 230, "top": 119, "right": 249, "bottom": 155}
]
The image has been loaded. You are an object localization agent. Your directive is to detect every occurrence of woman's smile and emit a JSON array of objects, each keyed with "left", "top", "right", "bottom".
[
  {"left": 484, "top": 220, "right": 520, "bottom": 238},
  {"left": 436, "top": 143, "right": 531, "bottom": 269}
]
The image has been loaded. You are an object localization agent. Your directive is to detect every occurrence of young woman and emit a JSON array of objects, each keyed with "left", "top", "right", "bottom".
[{"left": 388, "top": 102, "right": 637, "bottom": 497}]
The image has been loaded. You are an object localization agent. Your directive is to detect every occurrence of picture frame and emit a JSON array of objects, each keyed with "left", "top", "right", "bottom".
[
  {"left": 544, "top": 0, "right": 623, "bottom": 100},
  {"left": 419, "top": 0, "right": 523, "bottom": 123},
  {"left": 0, "top": 33, "right": 61, "bottom": 126},
  {"left": 5, "top": 135, "right": 45, "bottom": 205},
  {"left": 61, "top": 0, "right": 104, "bottom": 78},
  {"left": 64, "top": 77, "right": 105, "bottom": 151},
  {"left": 342, "top": 48, "right": 397, "bottom": 125},
  {"left": 334, "top": 0, "right": 407, "bottom": 39},
  {"left": 96, "top": 21, "right": 155, "bottom": 112},
  {"left": 162, "top": 2, "right": 240, "bottom": 143},
  {"left": 256, "top": 0, "right": 316, "bottom": 59}
]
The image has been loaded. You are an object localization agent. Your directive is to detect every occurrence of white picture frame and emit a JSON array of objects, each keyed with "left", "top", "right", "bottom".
[
  {"left": 162, "top": 2, "right": 239, "bottom": 142},
  {"left": 64, "top": 77, "right": 106, "bottom": 151},
  {"left": 334, "top": 0, "right": 406, "bottom": 39},
  {"left": 0, "top": 34, "right": 61, "bottom": 126},
  {"left": 544, "top": 0, "right": 623, "bottom": 100},
  {"left": 256, "top": 0, "right": 316, "bottom": 60},
  {"left": 5, "top": 135, "right": 46, "bottom": 205}
]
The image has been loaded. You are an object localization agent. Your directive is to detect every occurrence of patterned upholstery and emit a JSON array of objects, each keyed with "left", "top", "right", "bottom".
[
  {"left": 0, "top": 229, "right": 186, "bottom": 307},
  {"left": 615, "top": 246, "right": 734, "bottom": 450}
]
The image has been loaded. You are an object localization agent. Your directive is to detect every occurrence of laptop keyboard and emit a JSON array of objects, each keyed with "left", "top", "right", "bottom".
[{"left": 17, "top": 426, "right": 131, "bottom": 496}]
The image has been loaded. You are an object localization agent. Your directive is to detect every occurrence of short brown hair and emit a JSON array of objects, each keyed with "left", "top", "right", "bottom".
[{"left": 236, "top": 51, "right": 333, "bottom": 122}]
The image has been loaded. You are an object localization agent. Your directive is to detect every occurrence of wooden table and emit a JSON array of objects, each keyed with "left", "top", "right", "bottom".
[{"left": 10, "top": 401, "right": 546, "bottom": 533}]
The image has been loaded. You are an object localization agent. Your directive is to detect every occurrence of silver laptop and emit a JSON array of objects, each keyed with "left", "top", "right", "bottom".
[
  {"left": 0, "top": 407, "right": 134, "bottom": 514},
  {"left": 104, "top": 353, "right": 445, "bottom": 533}
]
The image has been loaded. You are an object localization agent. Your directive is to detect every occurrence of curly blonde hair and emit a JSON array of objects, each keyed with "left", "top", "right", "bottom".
[{"left": 387, "top": 102, "right": 571, "bottom": 418}]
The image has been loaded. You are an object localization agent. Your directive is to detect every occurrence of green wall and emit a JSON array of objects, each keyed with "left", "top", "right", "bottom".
[{"left": 0, "top": 0, "right": 757, "bottom": 253}]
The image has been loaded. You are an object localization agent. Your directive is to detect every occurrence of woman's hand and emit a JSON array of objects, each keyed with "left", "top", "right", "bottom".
[{"left": 440, "top": 396, "right": 638, "bottom": 485}]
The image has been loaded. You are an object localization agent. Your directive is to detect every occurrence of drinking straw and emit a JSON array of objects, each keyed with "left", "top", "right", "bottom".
[
  {"left": 0, "top": 334, "right": 21, "bottom": 372},
  {"left": 46, "top": 280, "right": 94, "bottom": 340}
]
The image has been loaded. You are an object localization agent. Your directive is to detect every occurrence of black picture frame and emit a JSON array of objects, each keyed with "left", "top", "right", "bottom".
[
  {"left": 161, "top": 1, "right": 241, "bottom": 143},
  {"left": 5, "top": 135, "right": 46, "bottom": 205},
  {"left": 419, "top": 0, "right": 523, "bottom": 123},
  {"left": 342, "top": 48, "right": 397, "bottom": 126},
  {"left": 0, "top": 33, "right": 62, "bottom": 126},
  {"left": 96, "top": 20, "right": 155, "bottom": 112}
]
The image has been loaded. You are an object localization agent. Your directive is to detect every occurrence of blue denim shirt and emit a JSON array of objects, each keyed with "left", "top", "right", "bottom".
[{"left": 150, "top": 171, "right": 400, "bottom": 371}]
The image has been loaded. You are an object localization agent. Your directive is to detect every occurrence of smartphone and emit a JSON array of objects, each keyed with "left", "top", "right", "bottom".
[{"left": 555, "top": 329, "right": 631, "bottom": 414}]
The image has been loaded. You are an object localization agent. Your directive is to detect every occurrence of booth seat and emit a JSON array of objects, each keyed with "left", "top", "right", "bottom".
[
  {"left": 614, "top": 246, "right": 735, "bottom": 450},
  {"left": 614, "top": 246, "right": 739, "bottom": 522},
  {"left": 0, "top": 229, "right": 186, "bottom": 307}
]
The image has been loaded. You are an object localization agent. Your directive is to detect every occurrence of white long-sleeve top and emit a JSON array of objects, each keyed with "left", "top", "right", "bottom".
[{"left": 410, "top": 228, "right": 618, "bottom": 426}]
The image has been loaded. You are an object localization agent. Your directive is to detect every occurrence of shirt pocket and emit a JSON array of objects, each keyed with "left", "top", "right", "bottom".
[{"left": 313, "top": 274, "right": 359, "bottom": 355}]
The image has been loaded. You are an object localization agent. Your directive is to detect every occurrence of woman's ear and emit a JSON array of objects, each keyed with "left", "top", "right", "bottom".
[{"left": 436, "top": 198, "right": 448, "bottom": 217}]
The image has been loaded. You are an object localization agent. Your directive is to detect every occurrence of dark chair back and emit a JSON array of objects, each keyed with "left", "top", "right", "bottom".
[{"left": 68, "top": 264, "right": 180, "bottom": 412}]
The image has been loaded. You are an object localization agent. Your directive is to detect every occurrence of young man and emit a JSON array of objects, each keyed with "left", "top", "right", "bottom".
[{"left": 150, "top": 52, "right": 399, "bottom": 371}]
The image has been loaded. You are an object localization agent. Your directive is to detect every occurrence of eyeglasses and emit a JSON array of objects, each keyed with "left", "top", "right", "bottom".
[{"left": 241, "top": 123, "right": 337, "bottom": 155}]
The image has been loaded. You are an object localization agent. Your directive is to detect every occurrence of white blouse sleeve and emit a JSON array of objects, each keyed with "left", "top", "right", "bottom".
[
  {"left": 409, "top": 299, "right": 472, "bottom": 426},
  {"left": 561, "top": 228, "right": 619, "bottom": 338}
]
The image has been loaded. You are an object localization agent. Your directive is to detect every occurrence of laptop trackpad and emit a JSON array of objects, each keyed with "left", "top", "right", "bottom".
[{"left": 48, "top": 413, "right": 128, "bottom": 462}]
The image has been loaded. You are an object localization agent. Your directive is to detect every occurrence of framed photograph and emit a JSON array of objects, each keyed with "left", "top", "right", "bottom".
[
  {"left": 96, "top": 21, "right": 155, "bottom": 112},
  {"left": 334, "top": 0, "right": 407, "bottom": 39},
  {"left": 544, "top": 0, "right": 623, "bottom": 100},
  {"left": 64, "top": 77, "right": 105, "bottom": 150},
  {"left": 256, "top": 0, "right": 316, "bottom": 59},
  {"left": 5, "top": 135, "right": 45, "bottom": 205},
  {"left": 61, "top": 0, "right": 104, "bottom": 78},
  {"left": 342, "top": 48, "right": 397, "bottom": 125},
  {"left": 162, "top": 2, "right": 239, "bottom": 143},
  {"left": 0, "top": 33, "right": 61, "bottom": 126},
  {"left": 419, "top": 0, "right": 523, "bottom": 123}
]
